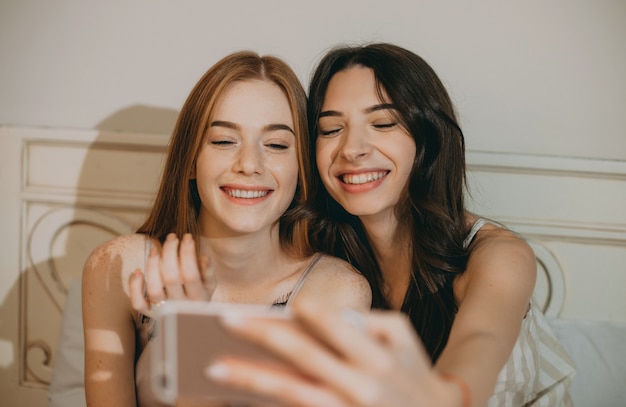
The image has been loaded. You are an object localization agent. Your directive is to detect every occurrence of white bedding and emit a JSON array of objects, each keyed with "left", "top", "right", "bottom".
[{"left": 549, "top": 317, "right": 626, "bottom": 406}]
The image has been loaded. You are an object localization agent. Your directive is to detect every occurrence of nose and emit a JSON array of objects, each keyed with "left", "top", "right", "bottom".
[
  {"left": 233, "top": 142, "right": 263, "bottom": 175},
  {"left": 338, "top": 128, "right": 371, "bottom": 162}
]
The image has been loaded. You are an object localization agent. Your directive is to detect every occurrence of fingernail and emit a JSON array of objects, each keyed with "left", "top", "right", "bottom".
[{"left": 205, "top": 363, "right": 229, "bottom": 380}]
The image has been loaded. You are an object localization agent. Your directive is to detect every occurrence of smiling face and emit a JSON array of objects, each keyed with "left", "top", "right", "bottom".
[
  {"left": 315, "top": 66, "right": 417, "bottom": 224},
  {"left": 194, "top": 79, "right": 298, "bottom": 237}
]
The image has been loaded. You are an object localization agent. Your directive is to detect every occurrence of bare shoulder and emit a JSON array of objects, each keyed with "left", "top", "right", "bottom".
[
  {"left": 314, "top": 255, "right": 370, "bottom": 287},
  {"left": 456, "top": 223, "right": 537, "bottom": 301},
  {"left": 296, "top": 254, "right": 372, "bottom": 311},
  {"left": 471, "top": 223, "right": 536, "bottom": 268},
  {"left": 82, "top": 233, "right": 150, "bottom": 293}
]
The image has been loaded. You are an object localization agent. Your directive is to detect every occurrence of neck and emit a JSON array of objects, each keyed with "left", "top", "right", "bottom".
[
  {"left": 200, "top": 225, "right": 287, "bottom": 286},
  {"left": 360, "top": 213, "right": 411, "bottom": 310}
]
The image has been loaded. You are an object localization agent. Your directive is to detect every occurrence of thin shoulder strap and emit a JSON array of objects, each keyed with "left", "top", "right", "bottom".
[
  {"left": 144, "top": 236, "right": 151, "bottom": 268},
  {"left": 463, "top": 218, "right": 488, "bottom": 249},
  {"left": 285, "top": 253, "right": 324, "bottom": 307}
]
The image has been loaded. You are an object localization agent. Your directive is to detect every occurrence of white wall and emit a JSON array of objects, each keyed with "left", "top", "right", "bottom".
[{"left": 1, "top": 0, "right": 625, "bottom": 160}]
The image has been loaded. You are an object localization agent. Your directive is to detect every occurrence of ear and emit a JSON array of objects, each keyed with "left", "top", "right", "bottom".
[{"left": 189, "top": 163, "right": 196, "bottom": 179}]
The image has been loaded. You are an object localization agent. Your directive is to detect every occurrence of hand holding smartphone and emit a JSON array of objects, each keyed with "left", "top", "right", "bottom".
[{"left": 151, "top": 300, "right": 294, "bottom": 405}]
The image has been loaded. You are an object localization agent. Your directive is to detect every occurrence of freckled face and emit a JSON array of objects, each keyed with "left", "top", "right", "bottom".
[
  {"left": 194, "top": 79, "right": 298, "bottom": 237},
  {"left": 316, "top": 66, "right": 417, "bottom": 223}
]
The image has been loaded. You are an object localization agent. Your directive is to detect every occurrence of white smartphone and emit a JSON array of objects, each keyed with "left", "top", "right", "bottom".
[{"left": 150, "top": 300, "right": 294, "bottom": 405}]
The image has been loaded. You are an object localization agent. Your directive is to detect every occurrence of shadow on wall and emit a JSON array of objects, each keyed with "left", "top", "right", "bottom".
[
  {"left": 95, "top": 104, "right": 179, "bottom": 134},
  {"left": 0, "top": 105, "right": 176, "bottom": 407}
]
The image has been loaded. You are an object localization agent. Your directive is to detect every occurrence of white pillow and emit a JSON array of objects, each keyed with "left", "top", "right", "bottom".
[
  {"left": 549, "top": 317, "right": 626, "bottom": 407},
  {"left": 48, "top": 278, "right": 86, "bottom": 407}
]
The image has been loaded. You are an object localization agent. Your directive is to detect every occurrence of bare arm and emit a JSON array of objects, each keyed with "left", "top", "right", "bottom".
[
  {"left": 82, "top": 235, "right": 142, "bottom": 407},
  {"left": 435, "top": 229, "right": 537, "bottom": 406}
]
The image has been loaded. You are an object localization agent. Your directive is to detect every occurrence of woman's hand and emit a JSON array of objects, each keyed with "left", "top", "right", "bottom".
[
  {"left": 129, "top": 233, "right": 216, "bottom": 315},
  {"left": 205, "top": 299, "right": 464, "bottom": 407}
]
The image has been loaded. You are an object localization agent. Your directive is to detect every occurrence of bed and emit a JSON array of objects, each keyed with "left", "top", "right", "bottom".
[{"left": 0, "top": 126, "right": 624, "bottom": 407}]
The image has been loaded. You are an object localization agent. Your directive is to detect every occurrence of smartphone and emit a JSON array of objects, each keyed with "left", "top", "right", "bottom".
[{"left": 150, "top": 300, "right": 294, "bottom": 405}]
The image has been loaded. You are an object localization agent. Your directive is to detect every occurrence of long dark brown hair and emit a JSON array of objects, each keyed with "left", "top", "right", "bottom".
[
  {"left": 138, "top": 51, "right": 312, "bottom": 258},
  {"left": 307, "top": 43, "right": 470, "bottom": 361}
]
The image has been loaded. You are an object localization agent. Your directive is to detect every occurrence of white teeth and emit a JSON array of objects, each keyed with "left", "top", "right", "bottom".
[
  {"left": 342, "top": 171, "right": 387, "bottom": 185},
  {"left": 227, "top": 189, "right": 269, "bottom": 198}
]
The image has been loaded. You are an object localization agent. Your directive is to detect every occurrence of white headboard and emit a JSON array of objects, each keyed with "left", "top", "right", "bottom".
[{"left": 0, "top": 127, "right": 168, "bottom": 404}]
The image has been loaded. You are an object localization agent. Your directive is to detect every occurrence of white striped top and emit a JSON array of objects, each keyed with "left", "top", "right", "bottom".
[
  {"left": 487, "top": 302, "right": 576, "bottom": 406},
  {"left": 465, "top": 219, "right": 576, "bottom": 406}
]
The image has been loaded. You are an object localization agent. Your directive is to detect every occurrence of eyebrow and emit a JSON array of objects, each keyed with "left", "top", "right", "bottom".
[
  {"left": 210, "top": 120, "right": 295, "bottom": 135},
  {"left": 319, "top": 103, "right": 397, "bottom": 118}
]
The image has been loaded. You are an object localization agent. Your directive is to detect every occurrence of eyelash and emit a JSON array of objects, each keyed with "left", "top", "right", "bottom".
[
  {"left": 266, "top": 143, "right": 289, "bottom": 150},
  {"left": 374, "top": 122, "right": 397, "bottom": 129},
  {"left": 319, "top": 122, "right": 397, "bottom": 136},
  {"left": 320, "top": 128, "right": 340, "bottom": 137},
  {"left": 211, "top": 140, "right": 234, "bottom": 146},
  {"left": 210, "top": 140, "right": 289, "bottom": 151}
]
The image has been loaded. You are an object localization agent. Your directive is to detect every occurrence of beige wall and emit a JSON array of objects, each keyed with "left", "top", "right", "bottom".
[{"left": 1, "top": 0, "right": 625, "bottom": 159}]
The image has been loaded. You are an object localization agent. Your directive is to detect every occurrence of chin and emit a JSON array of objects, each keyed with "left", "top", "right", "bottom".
[
  {"left": 340, "top": 205, "right": 381, "bottom": 218},
  {"left": 339, "top": 200, "right": 393, "bottom": 217}
]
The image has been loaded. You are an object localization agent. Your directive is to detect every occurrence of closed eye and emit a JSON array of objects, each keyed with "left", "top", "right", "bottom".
[
  {"left": 319, "top": 128, "right": 341, "bottom": 137},
  {"left": 266, "top": 143, "right": 289, "bottom": 150},
  {"left": 373, "top": 122, "right": 397, "bottom": 130},
  {"left": 211, "top": 140, "right": 236, "bottom": 146}
]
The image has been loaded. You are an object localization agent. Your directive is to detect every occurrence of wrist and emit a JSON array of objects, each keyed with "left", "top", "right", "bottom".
[{"left": 439, "top": 372, "right": 472, "bottom": 407}]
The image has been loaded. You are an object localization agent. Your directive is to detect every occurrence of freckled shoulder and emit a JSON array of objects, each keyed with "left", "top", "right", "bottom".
[
  {"left": 82, "top": 233, "right": 150, "bottom": 295},
  {"left": 297, "top": 254, "right": 373, "bottom": 311}
]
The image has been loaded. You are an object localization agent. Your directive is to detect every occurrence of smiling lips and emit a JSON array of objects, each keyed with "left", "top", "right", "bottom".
[
  {"left": 340, "top": 171, "right": 388, "bottom": 185},
  {"left": 222, "top": 187, "right": 271, "bottom": 199}
]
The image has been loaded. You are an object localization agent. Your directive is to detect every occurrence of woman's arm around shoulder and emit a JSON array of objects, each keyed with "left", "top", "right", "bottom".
[
  {"left": 82, "top": 233, "right": 147, "bottom": 407},
  {"left": 294, "top": 254, "right": 372, "bottom": 312},
  {"left": 438, "top": 224, "right": 537, "bottom": 406}
]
